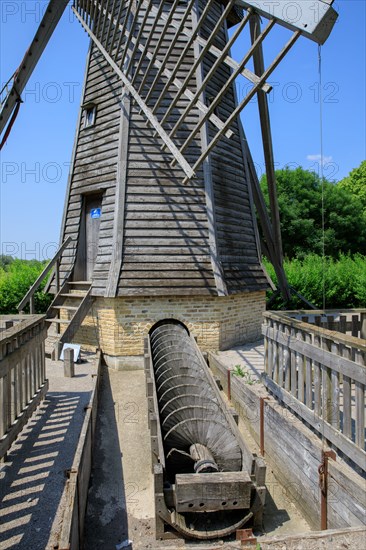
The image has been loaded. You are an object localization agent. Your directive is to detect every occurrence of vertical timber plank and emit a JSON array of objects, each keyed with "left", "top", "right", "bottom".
[
  {"left": 355, "top": 350, "right": 365, "bottom": 450},
  {"left": 305, "top": 333, "right": 312, "bottom": 408},
  {"left": 330, "top": 342, "right": 340, "bottom": 430},
  {"left": 342, "top": 344, "right": 352, "bottom": 440}
]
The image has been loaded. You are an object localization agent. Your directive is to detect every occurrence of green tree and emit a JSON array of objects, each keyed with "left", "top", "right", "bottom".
[
  {"left": 0, "top": 255, "right": 14, "bottom": 269},
  {"left": 338, "top": 160, "right": 366, "bottom": 212},
  {"left": 260, "top": 167, "right": 366, "bottom": 258}
]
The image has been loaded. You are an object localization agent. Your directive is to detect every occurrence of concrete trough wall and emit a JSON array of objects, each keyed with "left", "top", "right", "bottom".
[{"left": 208, "top": 353, "right": 366, "bottom": 531}]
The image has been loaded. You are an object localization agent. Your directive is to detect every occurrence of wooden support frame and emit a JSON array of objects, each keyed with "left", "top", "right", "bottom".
[
  {"left": 130, "top": 0, "right": 167, "bottom": 87},
  {"left": 0, "top": 0, "right": 69, "bottom": 135},
  {"left": 147, "top": 0, "right": 219, "bottom": 113},
  {"left": 192, "top": 1, "right": 227, "bottom": 297},
  {"left": 106, "top": 91, "right": 131, "bottom": 297},
  {"left": 94, "top": 0, "right": 231, "bottom": 137},
  {"left": 124, "top": 0, "right": 154, "bottom": 76},
  {"left": 118, "top": 0, "right": 144, "bottom": 69}
]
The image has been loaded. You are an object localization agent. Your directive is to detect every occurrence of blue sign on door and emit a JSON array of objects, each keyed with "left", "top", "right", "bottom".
[{"left": 90, "top": 208, "right": 101, "bottom": 219}]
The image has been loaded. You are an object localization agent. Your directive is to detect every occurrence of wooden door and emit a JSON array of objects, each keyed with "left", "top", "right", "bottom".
[{"left": 85, "top": 194, "right": 102, "bottom": 280}]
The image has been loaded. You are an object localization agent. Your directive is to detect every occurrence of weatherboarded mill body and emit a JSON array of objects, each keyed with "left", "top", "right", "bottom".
[
  {"left": 41, "top": 0, "right": 337, "bottom": 366},
  {"left": 55, "top": 0, "right": 268, "bottom": 366}
]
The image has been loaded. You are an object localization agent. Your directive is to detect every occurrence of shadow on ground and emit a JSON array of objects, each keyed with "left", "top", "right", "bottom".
[
  {"left": 83, "top": 366, "right": 128, "bottom": 548},
  {"left": 0, "top": 391, "right": 90, "bottom": 550}
]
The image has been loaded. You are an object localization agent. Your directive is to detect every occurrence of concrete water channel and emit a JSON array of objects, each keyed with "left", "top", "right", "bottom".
[{"left": 0, "top": 326, "right": 365, "bottom": 549}]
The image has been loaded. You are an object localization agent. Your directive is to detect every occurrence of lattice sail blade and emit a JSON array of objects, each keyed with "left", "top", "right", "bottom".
[{"left": 72, "top": 0, "right": 337, "bottom": 183}]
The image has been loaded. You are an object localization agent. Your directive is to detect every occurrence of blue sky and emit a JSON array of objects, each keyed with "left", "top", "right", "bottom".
[{"left": 0, "top": 0, "right": 365, "bottom": 260}]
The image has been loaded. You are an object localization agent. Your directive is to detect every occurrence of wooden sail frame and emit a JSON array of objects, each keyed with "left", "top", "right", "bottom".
[{"left": 72, "top": 0, "right": 337, "bottom": 183}]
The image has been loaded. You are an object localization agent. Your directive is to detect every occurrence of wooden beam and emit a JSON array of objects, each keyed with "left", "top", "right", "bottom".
[
  {"left": 99, "top": 0, "right": 113, "bottom": 41},
  {"left": 106, "top": 91, "right": 130, "bottom": 297},
  {"left": 109, "top": 0, "right": 126, "bottom": 52},
  {"left": 114, "top": 0, "right": 133, "bottom": 60},
  {"left": 249, "top": 13, "right": 290, "bottom": 302},
  {"left": 105, "top": 0, "right": 117, "bottom": 46},
  {"left": 94, "top": 0, "right": 107, "bottom": 39},
  {"left": 0, "top": 0, "right": 70, "bottom": 135},
  {"left": 60, "top": 289, "right": 95, "bottom": 345},
  {"left": 174, "top": 472, "right": 251, "bottom": 512},
  {"left": 118, "top": 0, "right": 144, "bottom": 69},
  {"left": 146, "top": 0, "right": 219, "bottom": 111},
  {"left": 130, "top": 0, "right": 166, "bottom": 86},
  {"left": 192, "top": 0, "right": 227, "bottom": 297},
  {"left": 144, "top": 0, "right": 196, "bottom": 105},
  {"left": 124, "top": 0, "right": 154, "bottom": 76},
  {"left": 245, "top": 144, "right": 290, "bottom": 297}
]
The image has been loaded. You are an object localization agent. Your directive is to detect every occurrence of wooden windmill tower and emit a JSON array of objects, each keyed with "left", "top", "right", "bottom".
[{"left": 1, "top": 0, "right": 338, "bottom": 365}]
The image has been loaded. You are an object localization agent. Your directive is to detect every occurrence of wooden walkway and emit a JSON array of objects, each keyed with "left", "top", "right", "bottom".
[{"left": 0, "top": 354, "right": 98, "bottom": 550}]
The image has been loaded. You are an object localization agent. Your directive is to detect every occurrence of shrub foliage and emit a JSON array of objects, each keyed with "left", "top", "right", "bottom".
[
  {"left": 264, "top": 254, "right": 366, "bottom": 310},
  {"left": 0, "top": 257, "right": 52, "bottom": 314}
]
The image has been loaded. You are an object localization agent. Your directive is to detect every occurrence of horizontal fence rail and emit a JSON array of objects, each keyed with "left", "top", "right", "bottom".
[
  {"left": 283, "top": 309, "right": 366, "bottom": 340},
  {"left": 0, "top": 315, "right": 48, "bottom": 458},
  {"left": 262, "top": 310, "right": 366, "bottom": 472}
]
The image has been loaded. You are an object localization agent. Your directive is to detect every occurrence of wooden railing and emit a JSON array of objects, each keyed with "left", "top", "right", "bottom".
[
  {"left": 262, "top": 310, "right": 366, "bottom": 472},
  {"left": 17, "top": 236, "right": 73, "bottom": 314},
  {"left": 0, "top": 315, "right": 48, "bottom": 458},
  {"left": 282, "top": 309, "right": 366, "bottom": 339}
]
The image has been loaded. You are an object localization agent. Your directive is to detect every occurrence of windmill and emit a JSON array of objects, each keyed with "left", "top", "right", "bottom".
[{"left": 1, "top": 1, "right": 338, "bottom": 363}]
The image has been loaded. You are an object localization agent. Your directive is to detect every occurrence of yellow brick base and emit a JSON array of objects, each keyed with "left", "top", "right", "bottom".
[{"left": 70, "top": 292, "right": 265, "bottom": 363}]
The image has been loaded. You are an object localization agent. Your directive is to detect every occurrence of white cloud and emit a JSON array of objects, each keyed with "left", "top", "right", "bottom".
[{"left": 307, "top": 154, "right": 333, "bottom": 166}]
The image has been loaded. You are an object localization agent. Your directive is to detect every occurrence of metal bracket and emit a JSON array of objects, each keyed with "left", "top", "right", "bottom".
[
  {"left": 236, "top": 527, "right": 257, "bottom": 546},
  {"left": 318, "top": 449, "right": 336, "bottom": 530},
  {"left": 260, "top": 396, "right": 270, "bottom": 456}
]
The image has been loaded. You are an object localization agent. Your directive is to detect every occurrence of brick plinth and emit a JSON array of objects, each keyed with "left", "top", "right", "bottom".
[{"left": 64, "top": 292, "right": 265, "bottom": 368}]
